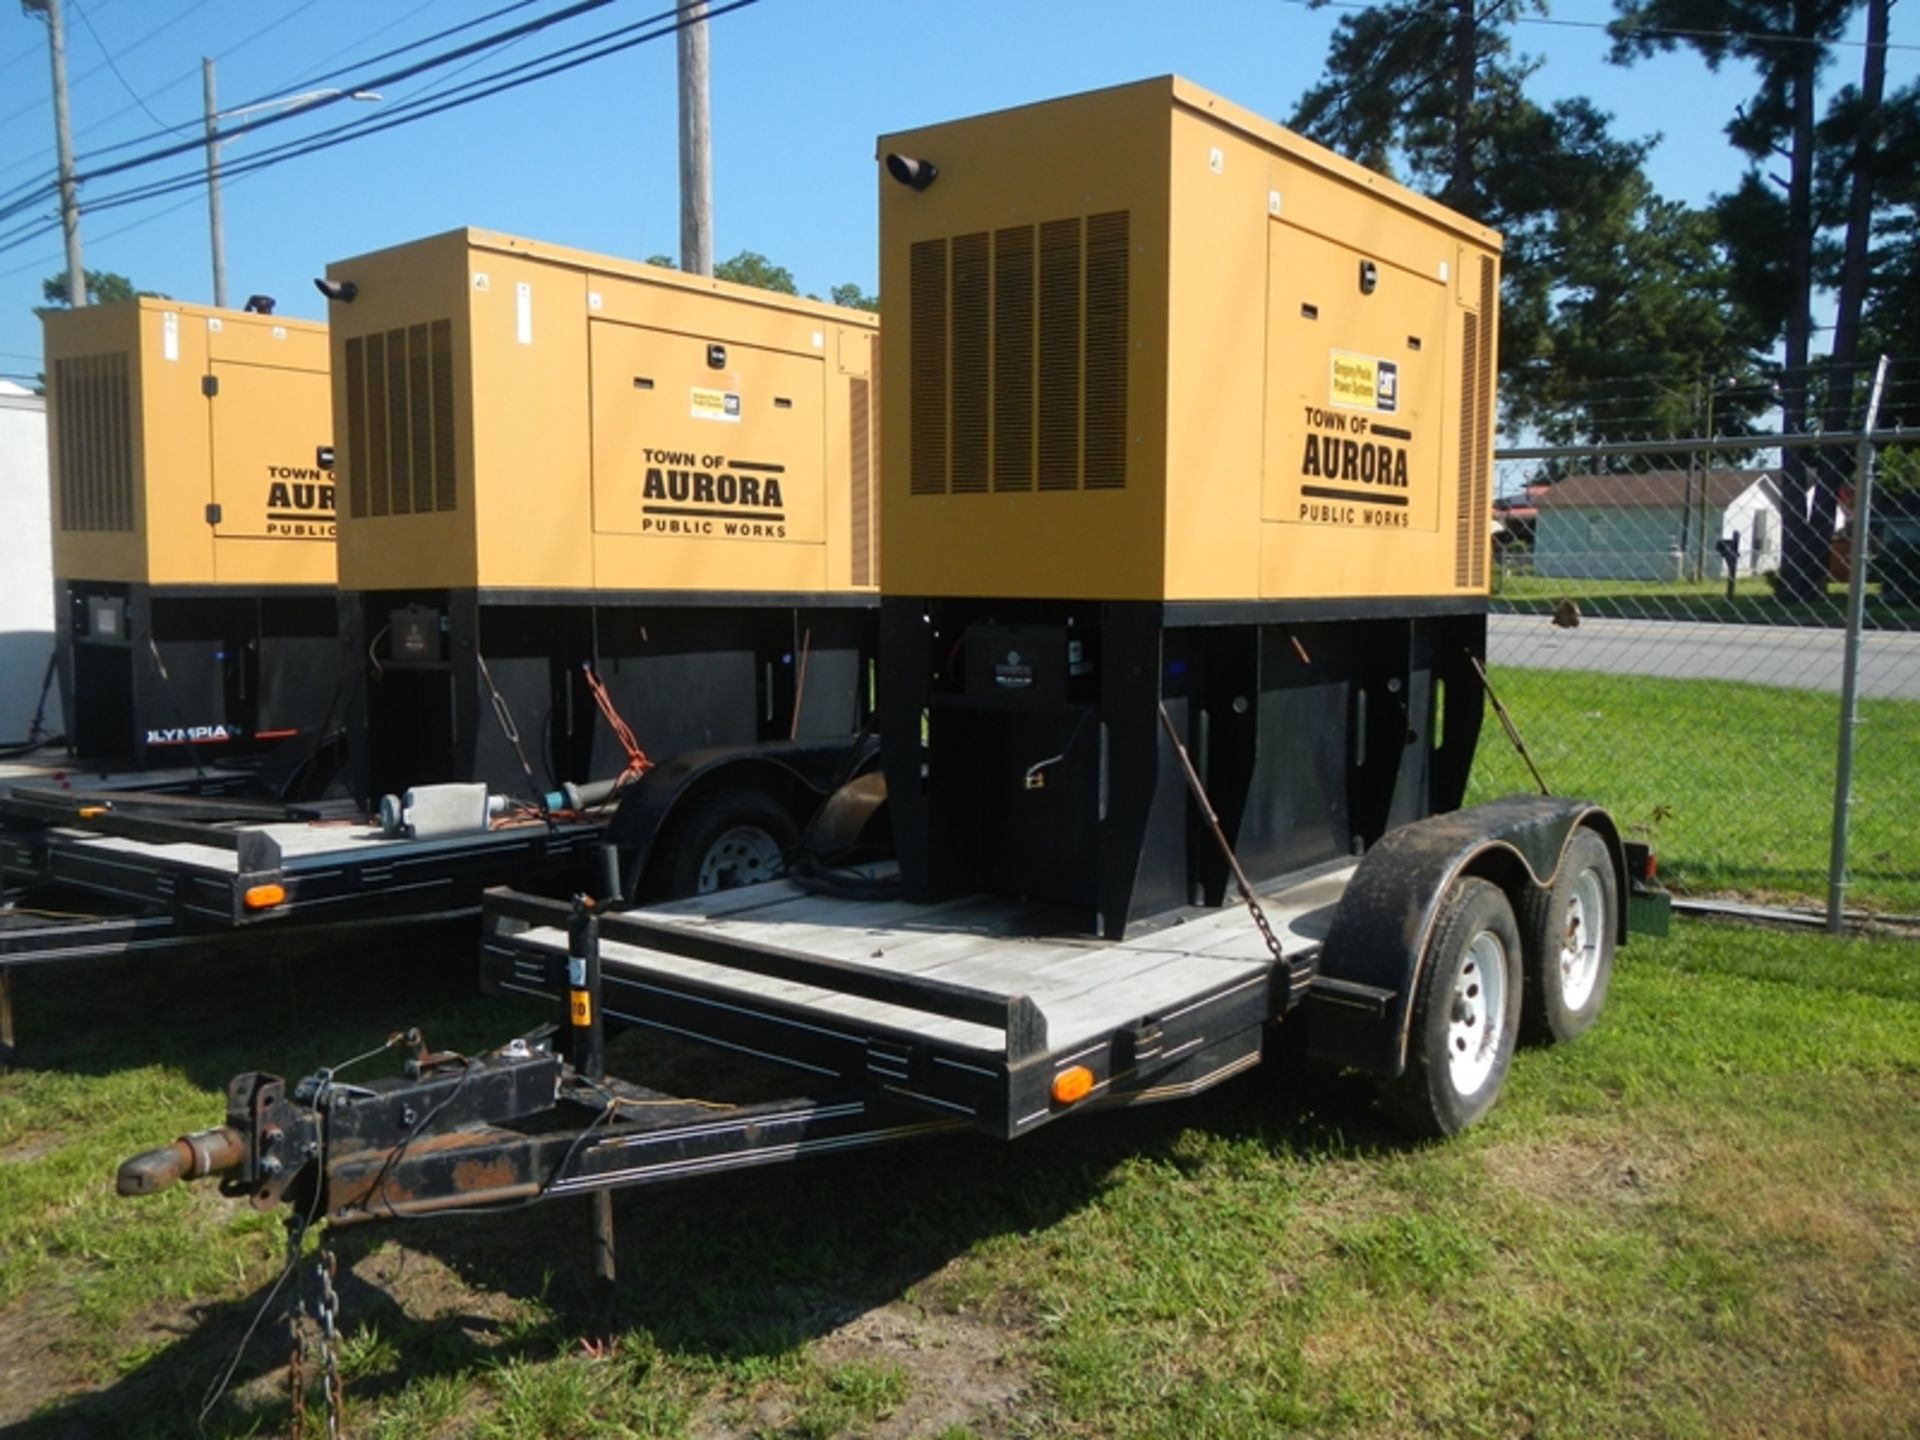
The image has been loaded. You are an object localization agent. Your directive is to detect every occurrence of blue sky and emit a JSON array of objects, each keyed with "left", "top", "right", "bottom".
[{"left": 0, "top": 0, "right": 1912, "bottom": 386}]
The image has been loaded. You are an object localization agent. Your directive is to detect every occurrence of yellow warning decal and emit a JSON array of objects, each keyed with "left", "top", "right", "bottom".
[
  {"left": 570, "top": 991, "right": 592, "bottom": 1026},
  {"left": 1330, "top": 350, "right": 1400, "bottom": 413}
]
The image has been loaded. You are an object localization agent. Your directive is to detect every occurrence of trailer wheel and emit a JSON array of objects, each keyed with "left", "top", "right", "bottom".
[
  {"left": 1518, "top": 827, "right": 1616, "bottom": 1046},
  {"left": 661, "top": 788, "right": 798, "bottom": 898},
  {"left": 1388, "top": 877, "right": 1522, "bottom": 1139}
]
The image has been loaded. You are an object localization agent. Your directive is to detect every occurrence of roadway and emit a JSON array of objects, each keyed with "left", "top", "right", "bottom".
[{"left": 1487, "top": 613, "right": 1920, "bottom": 701}]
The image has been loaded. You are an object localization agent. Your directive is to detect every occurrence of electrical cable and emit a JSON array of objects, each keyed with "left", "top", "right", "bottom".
[
  {"left": 66, "top": 0, "right": 197, "bottom": 140},
  {"left": 0, "top": 0, "right": 620, "bottom": 221},
  {"left": 0, "top": 0, "right": 760, "bottom": 247},
  {"left": 1276, "top": 0, "right": 1918, "bottom": 53},
  {"left": 45, "top": 1, "right": 760, "bottom": 225},
  {"left": 0, "top": 0, "right": 205, "bottom": 134}
]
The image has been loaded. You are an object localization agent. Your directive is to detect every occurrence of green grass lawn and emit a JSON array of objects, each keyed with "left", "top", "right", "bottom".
[
  {"left": 1466, "top": 667, "right": 1920, "bottom": 913},
  {"left": 1, "top": 917, "right": 1916, "bottom": 1438}
]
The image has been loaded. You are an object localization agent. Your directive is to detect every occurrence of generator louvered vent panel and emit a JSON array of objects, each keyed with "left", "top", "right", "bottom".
[
  {"left": 909, "top": 240, "right": 947, "bottom": 495},
  {"left": 993, "top": 226, "right": 1034, "bottom": 491},
  {"left": 907, "top": 212, "right": 1130, "bottom": 497},
  {"left": 1469, "top": 256, "right": 1495, "bottom": 587},
  {"left": 345, "top": 337, "right": 369, "bottom": 518},
  {"left": 53, "top": 352, "right": 134, "bottom": 532},
  {"left": 430, "top": 320, "right": 456, "bottom": 510},
  {"left": 850, "top": 375, "right": 873, "bottom": 585},
  {"left": 1036, "top": 217, "right": 1082, "bottom": 490},
  {"left": 344, "top": 320, "right": 457, "bottom": 519},
  {"left": 1454, "top": 309, "right": 1480, "bottom": 588},
  {"left": 950, "top": 232, "right": 990, "bottom": 493},
  {"left": 1082, "top": 211, "right": 1130, "bottom": 490}
]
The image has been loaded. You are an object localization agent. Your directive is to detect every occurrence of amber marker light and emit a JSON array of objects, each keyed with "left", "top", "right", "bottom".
[
  {"left": 77, "top": 805, "right": 109, "bottom": 819},
  {"left": 243, "top": 883, "right": 287, "bottom": 910},
  {"left": 1051, "top": 1065, "right": 1095, "bottom": 1105}
]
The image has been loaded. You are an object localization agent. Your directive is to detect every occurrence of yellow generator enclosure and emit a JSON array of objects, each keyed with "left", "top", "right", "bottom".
[
  {"left": 44, "top": 298, "right": 334, "bottom": 590},
  {"left": 324, "top": 228, "right": 879, "bottom": 598},
  {"left": 878, "top": 75, "right": 1502, "bottom": 604}
]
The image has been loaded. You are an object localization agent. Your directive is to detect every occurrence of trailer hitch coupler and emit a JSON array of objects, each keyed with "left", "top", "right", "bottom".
[{"left": 116, "top": 1126, "right": 247, "bottom": 1196}]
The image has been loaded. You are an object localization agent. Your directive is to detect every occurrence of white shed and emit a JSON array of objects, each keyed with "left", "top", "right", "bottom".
[
  {"left": 1533, "top": 469, "right": 1783, "bottom": 582},
  {"left": 0, "top": 381, "right": 59, "bottom": 741}
]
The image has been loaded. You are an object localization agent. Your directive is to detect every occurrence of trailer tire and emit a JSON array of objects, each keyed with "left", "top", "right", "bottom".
[
  {"left": 1387, "top": 877, "right": 1522, "bottom": 1139},
  {"left": 1518, "top": 827, "right": 1616, "bottom": 1046},
  {"left": 659, "top": 788, "right": 798, "bottom": 899}
]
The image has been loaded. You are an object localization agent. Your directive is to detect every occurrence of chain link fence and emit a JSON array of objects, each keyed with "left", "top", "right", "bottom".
[{"left": 1477, "top": 427, "right": 1920, "bottom": 919}]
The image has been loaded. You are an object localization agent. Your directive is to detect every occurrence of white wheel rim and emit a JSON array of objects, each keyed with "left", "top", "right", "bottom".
[
  {"left": 1560, "top": 867, "right": 1607, "bottom": 1011},
  {"left": 696, "top": 825, "right": 784, "bottom": 894},
  {"left": 1447, "top": 930, "right": 1508, "bottom": 1097}
]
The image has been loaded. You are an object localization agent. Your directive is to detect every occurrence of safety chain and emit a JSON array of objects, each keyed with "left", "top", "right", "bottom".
[
  {"left": 1238, "top": 883, "right": 1288, "bottom": 968},
  {"left": 1155, "top": 702, "right": 1287, "bottom": 968},
  {"left": 315, "top": 1248, "right": 346, "bottom": 1439},
  {"left": 286, "top": 1226, "right": 347, "bottom": 1440}
]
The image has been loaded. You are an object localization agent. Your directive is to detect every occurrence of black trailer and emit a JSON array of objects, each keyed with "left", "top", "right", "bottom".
[
  {"left": 0, "top": 734, "right": 877, "bottom": 1062},
  {"left": 117, "top": 790, "right": 1668, "bottom": 1242}
]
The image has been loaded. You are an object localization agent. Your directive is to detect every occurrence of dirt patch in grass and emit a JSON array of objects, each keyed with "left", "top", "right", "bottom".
[
  {"left": 802, "top": 1302, "right": 1028, "bottom": 1438},
  {"left": 0, "top": 1285, "right": 85, "bottom": 1426},
  {"left": 1479, "top": 1128, "right": 1700, "bottom": 1209}
]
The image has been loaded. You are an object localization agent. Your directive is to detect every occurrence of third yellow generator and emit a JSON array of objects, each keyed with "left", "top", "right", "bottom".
[{"left": 43, "top": 298, "right": 335, "bottom": 765}]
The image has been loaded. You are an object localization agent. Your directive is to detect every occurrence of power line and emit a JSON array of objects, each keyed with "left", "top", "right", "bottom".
[
  {"left": 67, "top": 0, "right": 195, "bottom": 140},
  {"left": 63, "top": 1, "right": 760, "bottom": 225},
  {"left": 1282, "top": 0, "right": 1920, "bottom": 53},
  {"left": 0, "top": 0, "right": 333, "bottom": 198},
  {"left": 0, "top": 0, "right": 631, "bottom": 229},
  {"left": 0, "top": 1, "right": 202, "bottom": 133},
  {"left": 0, "top": 1, "right": 760, "bottom": 264},
  {"left": 257, "top": 0, "right": 546, "bottom": 104}
]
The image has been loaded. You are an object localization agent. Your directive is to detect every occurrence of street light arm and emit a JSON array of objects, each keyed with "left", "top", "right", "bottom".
[
  {"left": 201, "top": 60, "right": 381, "bottom": 308},
  {"left": 214, "top": 88, "right": 383, "bottom": 123}
]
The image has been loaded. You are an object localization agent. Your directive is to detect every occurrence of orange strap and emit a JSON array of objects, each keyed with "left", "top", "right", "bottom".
[{"left": 583, "top": 663, "right": 652, "bottom": 782}]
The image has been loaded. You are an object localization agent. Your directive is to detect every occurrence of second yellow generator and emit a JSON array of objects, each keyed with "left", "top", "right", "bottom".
[
  {"left": 319, "top": 229, "right": 880, "bottom": 804},
  {"left": 43, "top": 298, "right": 336, "bottom": 765}
]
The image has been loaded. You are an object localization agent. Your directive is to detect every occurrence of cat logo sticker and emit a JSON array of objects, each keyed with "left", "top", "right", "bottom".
[{"left": 1330, "top": 350, "right": 1398, "bottom": 414}]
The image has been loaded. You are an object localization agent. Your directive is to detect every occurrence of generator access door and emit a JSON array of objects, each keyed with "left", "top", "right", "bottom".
[
  {"left": 588, "top": 320, "right": 826, "bottom": 548},
  {"left": 1261, "top": 221, "right": 1448, "bottom": 541},
  {"left": 204, "top": 324, "right": 334, "bottom": 547}
]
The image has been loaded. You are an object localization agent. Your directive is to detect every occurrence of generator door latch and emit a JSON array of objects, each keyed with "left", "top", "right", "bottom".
[
  {"left": 1358, "top": 259, "right": 1378, "bottom": 295},
  {"left": 204, "top": 503, "right": 222, "bottom": 526},
  {"left": 706, "top": 342, "right": 726, "bottom": 369},
  {"left": 316, "top": 445, "right": 335, "bottom": 470},
  {"left": 201, "top": 374, "right": 219, "bottom": 398}
]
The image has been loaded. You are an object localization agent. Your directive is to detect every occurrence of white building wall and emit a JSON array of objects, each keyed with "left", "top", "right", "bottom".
[
  {"left": 1722, "top": 486, "right": 1783, "bottom": 575},
  {"left": 0, "top": 388, "right": 59, "bottom": 739}
]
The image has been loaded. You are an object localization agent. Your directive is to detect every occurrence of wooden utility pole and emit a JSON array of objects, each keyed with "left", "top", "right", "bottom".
[
  {"left": 203, "top": 58, "right": 228, "bottom": 310},
  {"left": 25, "top": 0, "right": 86, "bottom": 305},
  {"left": 676, "top": 0, "right": 713, "bottom": 277}
]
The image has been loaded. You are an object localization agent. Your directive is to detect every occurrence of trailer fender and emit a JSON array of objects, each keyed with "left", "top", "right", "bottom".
[
  {"left": 606, "top": 735, "right": 880, "bottom": 890},
  {"left": 1306, "top": 795, "right": 1627, "bottom": 1078}
]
